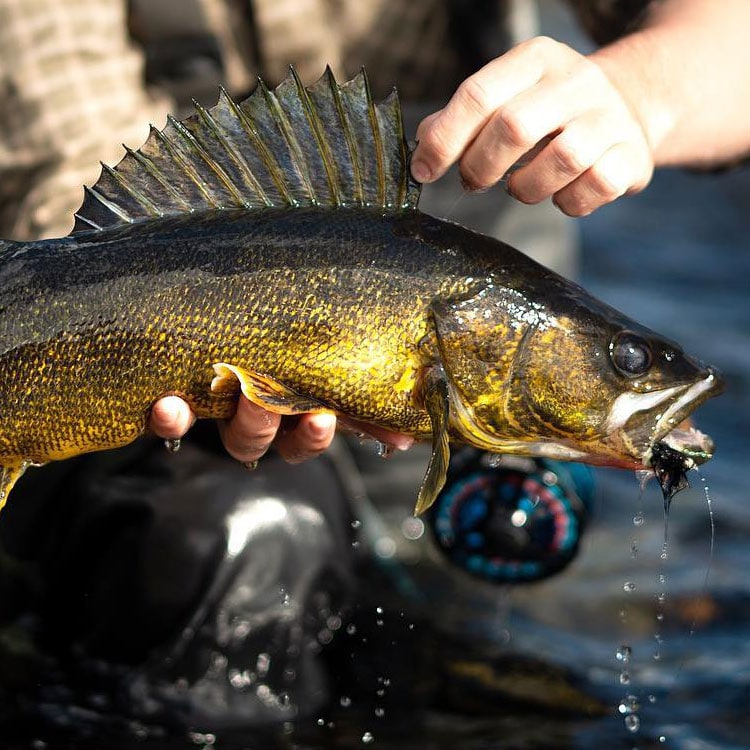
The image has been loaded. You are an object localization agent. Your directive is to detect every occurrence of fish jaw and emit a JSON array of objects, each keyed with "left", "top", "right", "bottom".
[{"left": 606, "top": 367, "right": 723, "bottom": 469}]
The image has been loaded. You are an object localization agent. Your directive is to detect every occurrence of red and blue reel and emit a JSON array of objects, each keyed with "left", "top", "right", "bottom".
[{"left": 427, "top": 450, "right": 595, "bottom": 584}]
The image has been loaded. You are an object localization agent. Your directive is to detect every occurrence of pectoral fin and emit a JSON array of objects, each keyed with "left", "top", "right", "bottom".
[
  {"left": 0, "top": 461, "right": 30, "bottom": 512},
  {"left": 211, "top": 363, "right": 333, "bottom": 415},
  {"left": 414, "top": 366, "right": 451, "bottom": 516}
]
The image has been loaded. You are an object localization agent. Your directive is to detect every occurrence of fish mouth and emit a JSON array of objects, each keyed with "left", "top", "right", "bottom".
[{"left": 611, "top": 367, "right": 723, "bottom": 468}]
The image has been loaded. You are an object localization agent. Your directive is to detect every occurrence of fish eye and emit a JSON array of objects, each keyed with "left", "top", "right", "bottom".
[{"left": 610, "top": 332, "right": 653, "bottom": 377}]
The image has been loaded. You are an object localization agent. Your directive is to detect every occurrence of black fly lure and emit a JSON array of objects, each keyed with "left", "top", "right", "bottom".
[{"left": 650, "top": 441, "right": 693, "bottom": 511}]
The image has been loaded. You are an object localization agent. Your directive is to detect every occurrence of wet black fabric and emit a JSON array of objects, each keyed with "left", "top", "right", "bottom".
[{"left": 0, "top": 424, "right": 355, "bottom": 727}]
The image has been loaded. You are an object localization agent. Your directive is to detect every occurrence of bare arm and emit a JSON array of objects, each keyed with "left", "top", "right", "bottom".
[{"left": 411, "top": 0, "right": 750, "bottom": 216}]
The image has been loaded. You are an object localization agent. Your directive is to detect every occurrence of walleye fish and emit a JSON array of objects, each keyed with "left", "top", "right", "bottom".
[{"left": 0, "top": 68, "right": 723, "bottom": 513}]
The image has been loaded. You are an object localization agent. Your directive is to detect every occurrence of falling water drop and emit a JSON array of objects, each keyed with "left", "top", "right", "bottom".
[
  {"left": 623, "top": 581, "right": 637, "bottom": 593},
  {"left": 375, "top": 442, "right": 394, "bottom": 459},
  {"left": 164, "top": 437, "right": 181, "bottom": 453},
  {"left": 362, "top": 731, "right": 375, "bottom": 744},
  {"left": 624, "top": 714, "right": 640, "bottom": 733}
]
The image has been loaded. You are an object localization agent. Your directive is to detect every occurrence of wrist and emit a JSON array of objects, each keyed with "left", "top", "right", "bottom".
[{"left": 588, "top": 31, "right": 678, "bottom": 168}]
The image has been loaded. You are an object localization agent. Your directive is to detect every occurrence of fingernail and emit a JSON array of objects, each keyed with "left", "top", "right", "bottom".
[{"left": 410, "top": 159, "right": 431, "bottom": 183}]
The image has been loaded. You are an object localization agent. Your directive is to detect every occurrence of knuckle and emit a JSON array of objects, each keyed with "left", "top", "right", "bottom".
[
  {"left": 549, "top": 136, "right": 588, "bottom": 177},
  {"left": 494, "top": 105, "right": 535, "bottom": 150},
  {"left": 508, "top": 177, "right": 543, "bottom": 205},
  {"left": 555, "top": 191, "right": 590, "bottom": 217},
  {"left": 521, "top": 35, "right": 567, "bottom": 60},
  {"left": 458, "top": 76, "right": 493, "bottom": 116},
  {"left": 587, "top": 162, "right": 626, "bottom": 201},
  {"left": 458, "top": 161, "right": 486, "bottom": 191}
]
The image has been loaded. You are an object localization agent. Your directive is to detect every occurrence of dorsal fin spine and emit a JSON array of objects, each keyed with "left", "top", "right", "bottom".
[
  {"left": 124, "top": 145, "right": 193, "bottom": 210},
  {"left": 290, "top": 67, "right": 341, "bottom": 206},
  {"left": 101, "top": 163, "right": 157, "bottom": 217},
  {"left": 221, "top": 89, "right": 296, "bottom": 207},
  {"left": 149, "top": 124, "right": 209, "bottom": 209},
  {"left": 393, "top": 90, "right": 409, "bottom": 209},
  {"left": 258, "top": 77, "right": 318, "bottom": 205},
  {"left": 84, "top": 184, "right": 134, "bottom": 223},
  {"left": 193, "top": 98, "right": 269, "bottom": 208},
  {"left": 73, "top": 213, "right": 102, "bottom": 231},
  {"left": 325, "top": 66, "right": 364, "bottom": 206},
  {"left": 166, "top": 115, "right": 241, "bottom": 207},
  {"left": 362, "top": 71, "right": 386, "bottom": 207}
]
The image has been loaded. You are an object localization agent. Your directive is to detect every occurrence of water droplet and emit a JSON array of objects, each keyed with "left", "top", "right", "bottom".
[
  {"left": 374, "top": 536, "right": 397, "bottom": 559},
  {"left": 400, "top": 516, "right": 424, "bottom": 540},
  {"left": 327, "top": 615, "right": 342, "bottom": 631},
  {"left": 164, "top": 437, "right": 181, "bottom": 453},
  {"left": 317, "top": 718, "right": 325, "bottom": 726},
  {"left": 616, "top": 644, "right": 632, "bottom": 663},
  {"left": 630, "top": 540, "right": 639, "bottom": 558},
  {"left": 633, "top": 512, "right": 645, "bottom": 527},
  {"left": 376, "top": 619, "right": 384, "bottom": 627},
  {"left": 541, "top": 470, "right": 558, "bottom": 486},
  {"left": 362, "top": 731, "right": 374, "bottom": 744},
  {"left": 659, "top": 735, "right": 667, "bottom": 743},
  {"left": 624, "top": 714, "right": 640, "bottom": 733},
  {"left": 623, "top": 581, "right": 637, "bottom": 593},
  {"left": 346, "top": 623, "right": 357, "bottom": 635},
  {"left": 484, "top": 453, "right": 504, "bottom": 468},
  {"left": 619, "top": 671, "right": 631, "bottom": 685},
  {"left": 376, "top": 442, "right": 394, "bottom": 459},
  {"left": 374, "top": 707, "right": 385, "bottom": 717},
  {"left": 376, "top": 606, "right": 384, "bottom": 615},
  {"left": 351, "top": 519, "right": 362, "bottom": 529},
  {"left": 256, "top": 653, "right": 271, "bottom": 677},
  {"left": 340, "top": 695, "right": 352, "bottom": 708}
]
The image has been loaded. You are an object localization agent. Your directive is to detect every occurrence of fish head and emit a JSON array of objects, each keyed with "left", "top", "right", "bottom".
[{"left": 431, "top": 279, "right": 723, "bottom": 471}]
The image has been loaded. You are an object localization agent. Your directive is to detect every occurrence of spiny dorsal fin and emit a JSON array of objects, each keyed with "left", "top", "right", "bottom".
[{"left": 72, "top": 67, "right": 421, "bottom": 234}]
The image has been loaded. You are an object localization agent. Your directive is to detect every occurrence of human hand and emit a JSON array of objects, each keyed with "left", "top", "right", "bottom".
[
  {"left": 149, "top": 395, "right": 337, "bottom": 464},
  {"left": 410, "top": 36, "right": 654, "bottom": 216}
]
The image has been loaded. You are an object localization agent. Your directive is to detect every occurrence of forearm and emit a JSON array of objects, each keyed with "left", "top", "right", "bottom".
[{"left": 590, "top": 0, "right": 750, "bottom": 168}]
